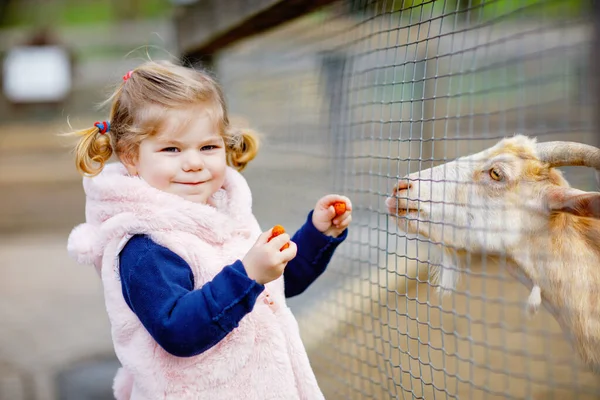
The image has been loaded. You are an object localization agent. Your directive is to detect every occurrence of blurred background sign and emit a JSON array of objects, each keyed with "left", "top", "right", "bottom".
[{"left": 3, "top": 44, "right": 71, "bottom": 103}]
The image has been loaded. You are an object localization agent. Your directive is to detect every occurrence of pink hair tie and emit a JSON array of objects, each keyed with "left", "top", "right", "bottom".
[{"left": 123, "top": 70, "right": 133, "bottom": 81}]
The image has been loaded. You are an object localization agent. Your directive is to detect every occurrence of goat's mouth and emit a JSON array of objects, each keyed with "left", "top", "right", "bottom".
[
  {"left": 391, "top": 207, "right": 421, "bottom": 217},
  {"left": 386, "top": 199, "right": 422, "bottom": 217},
  {"left": 394, "top": 207, "right": 420, "bottom": 215}
]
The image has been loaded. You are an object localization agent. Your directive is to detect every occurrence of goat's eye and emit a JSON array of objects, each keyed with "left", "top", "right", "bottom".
[{"left": 489, "top": 168, "right": 503, "bottom": 181}]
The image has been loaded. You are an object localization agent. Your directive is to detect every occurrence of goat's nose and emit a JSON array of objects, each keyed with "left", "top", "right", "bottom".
[
  {"left": 385, "top": 196, "right": 396, "bottom": 208},
  {"left": 394, "top": 180, "right": 412, "bottom": 193},
  {"left": 386, "top": 180, "right": 411, "bottom": 209}
]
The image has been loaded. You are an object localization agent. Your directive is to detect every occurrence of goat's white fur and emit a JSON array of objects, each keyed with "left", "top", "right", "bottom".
[
  {"left": 386, "top": 134, "right": 600, "bottom": 373},
  {"left": 527, "top": 285, "right": 542, "bottom": 316}
]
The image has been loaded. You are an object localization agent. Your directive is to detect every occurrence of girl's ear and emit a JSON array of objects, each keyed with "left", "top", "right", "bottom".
[
  {"left": 544, "top": 186, "right": 600, "bottom": 218},
  {"left": 120, "top": 155, "right": 138, "bottom": 176}
]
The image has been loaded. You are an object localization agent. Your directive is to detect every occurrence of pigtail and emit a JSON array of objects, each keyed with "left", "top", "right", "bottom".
[
  {"left": 226, "top": 128, "right": 260, "bottom": 172},
  {"left": 66, "top": 125, "right": 113, "bottom": 177}
]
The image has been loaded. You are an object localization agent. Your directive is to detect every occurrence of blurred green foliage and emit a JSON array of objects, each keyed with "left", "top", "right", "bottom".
[
  {"left": 1, "top": 0, "right": 172, "bottom": 28},
  {"left": 367, "top": 0, "right": 588, "bottom": 20}
]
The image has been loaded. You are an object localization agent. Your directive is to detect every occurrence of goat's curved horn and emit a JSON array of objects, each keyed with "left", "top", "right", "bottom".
[{"left": 536, "top": 141, "right": 600, "bottom": 170}]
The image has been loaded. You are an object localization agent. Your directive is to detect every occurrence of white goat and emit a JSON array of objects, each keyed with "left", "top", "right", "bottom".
[{"left": 385, "top": 134, "right": 600, "bottom": 373}]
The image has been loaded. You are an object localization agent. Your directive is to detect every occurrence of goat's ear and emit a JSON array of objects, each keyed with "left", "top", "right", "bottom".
[{"left": 544, "top": 187, "right": 600, "bottom": 219}]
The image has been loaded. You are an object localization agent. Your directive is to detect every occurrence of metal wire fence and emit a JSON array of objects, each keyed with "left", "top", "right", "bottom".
[{"left": 206, "top": 0, "right": 600, "bottom": 398}]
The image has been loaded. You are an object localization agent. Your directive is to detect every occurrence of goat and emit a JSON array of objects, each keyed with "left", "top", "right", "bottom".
[{"left": 385, "top": 134, "right": 600, "bottom": 373}]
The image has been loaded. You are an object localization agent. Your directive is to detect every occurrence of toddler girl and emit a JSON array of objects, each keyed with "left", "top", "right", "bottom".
[{"left": 66, "top": 60, "right": 352, "bottom": 400}]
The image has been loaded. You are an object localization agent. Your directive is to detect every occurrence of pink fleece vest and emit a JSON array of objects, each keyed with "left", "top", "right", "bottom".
[{"left": 67, "top": 162, "right": 325, "bottom": 400}]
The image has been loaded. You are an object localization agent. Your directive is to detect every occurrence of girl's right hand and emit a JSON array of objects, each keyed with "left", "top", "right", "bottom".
[{"left": 242, "top": 229, "right": 297, "bottom": 285}]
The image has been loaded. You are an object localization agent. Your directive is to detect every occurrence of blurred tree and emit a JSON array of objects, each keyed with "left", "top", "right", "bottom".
[
  {"left": 0, "top": 0, "right": 171, "bottom": 28},
  {"left": 348, "top": 0, "right": 587, "bottom": 20},
  {"left": 0, "top": 0, "right": 11, "bottom": 24}
]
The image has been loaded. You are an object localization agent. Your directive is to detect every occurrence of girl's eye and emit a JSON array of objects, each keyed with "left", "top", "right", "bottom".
[
  {"left": 161, "top": 147, "right": 180, "bottom": 152},
  {"left": 489, "top": 168, "right": 503, "bottom": 181},
  {"left": 202, "top": 145, "right": 218, "bottom": 151}
]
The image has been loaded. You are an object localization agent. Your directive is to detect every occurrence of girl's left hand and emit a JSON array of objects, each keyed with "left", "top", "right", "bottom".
[{"left": 312, "top": 194, "right": 353, "bottom": 237}]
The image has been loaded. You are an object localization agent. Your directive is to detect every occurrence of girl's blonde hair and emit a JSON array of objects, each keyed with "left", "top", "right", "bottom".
[{"left": 67, "top": 60, "right": 260, "bottom": 177}]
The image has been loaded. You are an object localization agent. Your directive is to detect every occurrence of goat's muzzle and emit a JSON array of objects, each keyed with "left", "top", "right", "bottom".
[{"left": 386, "top": 180, "right": 418, "bottom": 215}]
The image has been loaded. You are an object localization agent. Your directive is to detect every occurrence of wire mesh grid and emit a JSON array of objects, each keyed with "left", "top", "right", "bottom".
[{"left": 206, "top": 0, "right": 600, "bottom": 398}]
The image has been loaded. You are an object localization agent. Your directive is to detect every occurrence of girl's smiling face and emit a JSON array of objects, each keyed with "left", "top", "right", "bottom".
[{"left": 123, "top": 106, "right": 227, "bottom": 205}]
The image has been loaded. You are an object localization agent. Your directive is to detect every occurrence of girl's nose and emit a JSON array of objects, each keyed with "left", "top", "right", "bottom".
[{"left": 183, "top": 152, "right": 204, "bottom": 171}]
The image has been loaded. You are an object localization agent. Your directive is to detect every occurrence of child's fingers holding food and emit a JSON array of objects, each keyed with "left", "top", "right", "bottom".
[
  {"left": 255, "top": 228, "right": 276, "bottom": 245},
  {"left": 311, "top": 195, "right": 351, "bottom": 234},
  {"left": 334, "top": 213, "right": 352, "bottom": 229},
  {"left": 316, "top": 194, "right": 343, "bottom": 208},
  {"left": 315, "top": 195, "right": 352, "bottom": 219},
  {"left": 269, "top": 232, "right": 291, "bottom": 251},
  {"left": 267, "top": 224, "right": 291, "bottom": 251},
  {"left": 333, "top": 201, "right": 346, "bottom": 216},
  {"left": 337, "top": 196, "right": 353, "bottom": 213},
  {"left": 279, "top": 240, "right": 297, "bottom": 262},
  {"left": 329, "top": 197, "right": 352, "bottom": 216},
  {"left": 332, "top": 197, "right": 352, "bottom": 223}
]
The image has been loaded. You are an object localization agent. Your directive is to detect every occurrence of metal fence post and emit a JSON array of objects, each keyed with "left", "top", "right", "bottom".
[{"left": 319, "top": 50, "right": 351, "bottom": 191}]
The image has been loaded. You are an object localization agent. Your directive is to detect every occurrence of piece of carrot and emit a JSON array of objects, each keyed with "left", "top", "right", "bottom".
[
  {"left": 333, "top": 202, "right": 346, "bottom": 216},
  {"left": 269, "top": 224, "right": 290, "bottom": 250}
]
